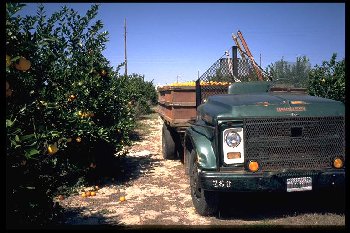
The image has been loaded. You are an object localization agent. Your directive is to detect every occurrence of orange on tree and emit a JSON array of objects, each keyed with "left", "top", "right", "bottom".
[
  {"left": 15, "top": 57, "right": 31, "bottom": 71},
  {"left": 78, "top": 111, "right": 94, "bottom": 118},
  {"left": 85, "top": 191, "right": 91, "bottom": 197},
  {"left": 81, "top": 193, "right": 87, "bottom": 198},
  {"left": 68, "top": 94, "right": 76, "bottom": 102},
  {"left": 119, "top": 196, "right": 126, "bottom": 202},
  {"left": 90, "top": 191, "right": 96, "bottom": 196},
  {"left": 47, "top": 144, "right": 58, "bottom": 155},
  {"left": 100, "top": 69, "right": 107, "bottom": 76},
  {"left": 76, "top": 137, "right": 82, "bottom": 143}
]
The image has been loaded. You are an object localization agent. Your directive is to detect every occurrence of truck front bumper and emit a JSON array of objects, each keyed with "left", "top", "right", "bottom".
[{"left": 199, "top": 169, "right": 345, "bottom": 192}]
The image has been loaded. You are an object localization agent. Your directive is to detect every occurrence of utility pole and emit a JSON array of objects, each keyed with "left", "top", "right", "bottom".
[{"left": 124, "top": 18, "right": 127, "bottom": 76}]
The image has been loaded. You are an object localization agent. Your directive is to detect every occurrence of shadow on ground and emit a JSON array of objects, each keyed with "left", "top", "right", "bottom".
[
  {"left": 85, "top": 154, "right": 162, "bottom": 189},
  {"left": 101, "top": 111, "right": 162, "bottom": 185},
  {"left": 216, "top": 189, "right": 345, "bottom": 220},
  {"left": 53, "top": 206, "right": 125, "bottom": 229},
  {"left": 86, "top": 114, "right": 161, "bottom": 187},
  {"left": 114, "top": 154, "right": 162, "bottom": 185},
  {"left": 57, "top": 152, "right": 157, "bottom": 228}
]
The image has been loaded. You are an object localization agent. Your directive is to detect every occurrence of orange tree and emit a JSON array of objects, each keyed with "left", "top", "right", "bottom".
[
  {"left": 123, "top": 73, "right": 158, "bottom": 117},
  {"left": 6, "top": 3, "right": 147, "bottom": 227},
  {"left": 308, "top": 54, "right": 345, "bottom": 103}
]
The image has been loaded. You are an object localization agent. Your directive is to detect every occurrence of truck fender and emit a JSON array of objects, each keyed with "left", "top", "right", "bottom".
[{"left": 184, "top": 126, "right": 217, "bottom": 170}]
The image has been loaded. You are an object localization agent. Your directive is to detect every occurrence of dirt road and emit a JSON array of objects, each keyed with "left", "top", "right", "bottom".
[{"left": 59, "top": 113, "right": 345, "bottom": 227}]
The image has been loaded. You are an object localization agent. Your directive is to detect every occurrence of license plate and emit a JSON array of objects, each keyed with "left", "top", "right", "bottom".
[{"left": 286, "top": 177, "right": 312, "bottom": 192}]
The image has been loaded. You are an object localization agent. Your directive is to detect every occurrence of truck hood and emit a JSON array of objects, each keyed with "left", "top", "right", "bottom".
[{"left": 198, "top": 93, "right": 344, "bottom": 124}]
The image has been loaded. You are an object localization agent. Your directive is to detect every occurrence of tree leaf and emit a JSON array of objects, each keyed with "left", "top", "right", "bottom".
[
  {"left": 6, "top": 119, "right": 14, "bottom": 127},
  {"left": 20, "top": 134, "right": 36, "bottom": 141},
  {"left": 24, "top": 148, "right": 40, "bottom": 158}
]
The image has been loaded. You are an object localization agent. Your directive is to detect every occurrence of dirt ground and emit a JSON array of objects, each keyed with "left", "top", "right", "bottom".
[{"left": 58, "top": 113, "right": 345, "bottom": 228}]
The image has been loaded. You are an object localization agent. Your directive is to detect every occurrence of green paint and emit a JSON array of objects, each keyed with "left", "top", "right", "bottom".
[{"left": 186, "top": 125, "right": 217, "bottom": 170}]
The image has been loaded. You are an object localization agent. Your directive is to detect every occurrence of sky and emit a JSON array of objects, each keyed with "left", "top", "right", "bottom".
[{"left": 17, "top": 3, "right": 345, "bottom": 86}]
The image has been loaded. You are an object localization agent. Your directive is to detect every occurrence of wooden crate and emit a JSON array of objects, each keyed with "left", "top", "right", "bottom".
[
  {"left": 157, "top": 102, "right": 197, "bottom": 126},
  {"left": 157, "top": 85, "right": 228, "bottom": 128},
  {"left": 157, "top": 86, "right": 196, "bottom": 128},
  {"left": 158, "top": 86, "right": 196, "bottom": 103}
]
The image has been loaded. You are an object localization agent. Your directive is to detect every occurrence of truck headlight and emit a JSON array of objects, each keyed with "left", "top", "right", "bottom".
[
  {"left": 225, "top": 130, "right": 241, "bottom": 147},
  {"left": 223, "top": 128, "right": 244, "bottom": 164}
]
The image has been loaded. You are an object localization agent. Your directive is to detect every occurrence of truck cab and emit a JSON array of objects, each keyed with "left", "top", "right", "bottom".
[{"left": 183, "top": 81, "right": 345, "bottom": 216}]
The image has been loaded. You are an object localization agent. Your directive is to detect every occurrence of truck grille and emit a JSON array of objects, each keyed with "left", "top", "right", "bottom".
[{"left": 243, "top": 116, "right": 345, "bottom": 171}]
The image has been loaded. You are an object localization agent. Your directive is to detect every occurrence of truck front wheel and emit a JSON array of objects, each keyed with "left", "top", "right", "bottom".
[
  {"left": 189, "top": 150, "right": 219, "bottom": 216},
  {"left": 162, "top": 123, "right": 177, "bottom": 160}
]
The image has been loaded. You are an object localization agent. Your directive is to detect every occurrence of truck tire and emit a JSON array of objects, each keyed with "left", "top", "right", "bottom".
[
  {"left": 184, "top": 152, "right": 190, "bottom": 176},
  {"left": 189, "top": 150, "right": 219, "bottom": 216},
  {"left": 184, "top": 145, "right": 191, "bottom": 176},
  {"left": 162, "top": 123, "right": 177, "bottom": 160}
]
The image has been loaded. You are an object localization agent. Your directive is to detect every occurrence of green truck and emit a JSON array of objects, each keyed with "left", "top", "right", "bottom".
[
  {"left": 158, "top": 81, "right": 345, "bottom": 216},
  {"left": 158, "top": 45, "right": 345, "bottom": 216}
]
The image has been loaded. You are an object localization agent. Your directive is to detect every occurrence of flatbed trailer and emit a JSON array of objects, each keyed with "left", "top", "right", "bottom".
[{"left": 157, "top": 84, "right": 229, "bottom": 159}]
